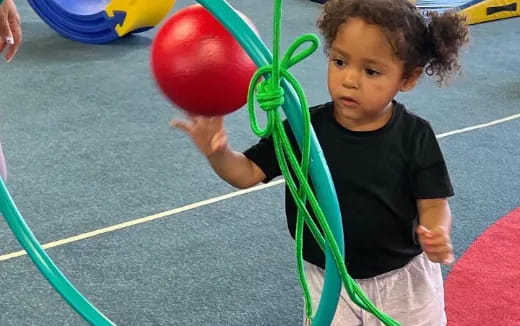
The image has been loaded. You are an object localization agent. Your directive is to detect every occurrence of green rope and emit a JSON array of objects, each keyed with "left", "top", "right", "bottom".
[{"left": 246, "top": 1, "right": 402, "bottom": 325}]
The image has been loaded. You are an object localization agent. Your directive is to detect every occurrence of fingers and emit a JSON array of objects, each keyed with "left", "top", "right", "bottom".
[
  {"left": 425, "top": 252, "right": 454, "bottom": 265},
  {"left": 170, "top": 114, "right": 228, "bottom": 157},
  {"left": 211, "top": 129, "right": 228, "bottom": 152},
  {"left": 0, "top": 16, "right": 10, "bottom": 55},
  {"left": 417, "top": 225, "right": 454, "bottom": 265},
  {"left": 4, "top": 13, "right": 21, "bottom": 62},
  {"left": 423, "top": 242, "right": 452, "bottom": 254},
  {"left": 417, "top": 225, "right": 448, "bottom": 239},
  {"left": 426, "top": 251, "right": 454, "bottom": 265},
  {"left": 0, "top": 0, "right": 21, "bottom": 62},
  {"left": 170, "top": 119, "right": 194, "bottom": 134},
  {"left": 169, "top": 115, "right": 209, "bottom": 132},
  {"left": 214, "top": 116, "right": 224, "bottom": 129},
  {"left": 191, "top": 115, "right": 223, "bottom": 129},
  {"left": 171, "top": 114, "right": 223, "bottom": 131},
  {"left": 416, "top": 225, "right": 432, "bottom": 237},
  {"left": 444, "top": 254, "right": 455, "bottom": 265},
  {"left": 421, "top": 230, "right": 450, "bottom": 246}
]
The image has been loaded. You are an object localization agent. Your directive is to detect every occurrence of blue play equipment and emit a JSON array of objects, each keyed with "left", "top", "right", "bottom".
[{"left": 27, "top": 0, "right": 176, "bottom": 44}]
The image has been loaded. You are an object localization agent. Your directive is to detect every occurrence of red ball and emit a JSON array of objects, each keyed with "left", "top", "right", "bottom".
[{"left": 150, "top": 4, "right": 258, "bottom": 116}]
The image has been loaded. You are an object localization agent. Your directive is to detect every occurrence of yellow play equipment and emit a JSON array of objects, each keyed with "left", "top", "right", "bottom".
[
  {"left": 414, "top": 0, "right": 519, "bottom": 25},
  {"left": 105, "top": 0, "right": 176, "bottom": 37}
]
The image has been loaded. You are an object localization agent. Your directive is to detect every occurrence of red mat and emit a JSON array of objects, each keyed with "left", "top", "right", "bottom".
[{"left": 445, "top": 207, "right": 520, "bottom": 325}]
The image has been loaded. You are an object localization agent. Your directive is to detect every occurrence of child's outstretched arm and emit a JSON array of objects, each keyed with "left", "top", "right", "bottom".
[
  {"left": 416, "top": 198, "right": 454, "bottom": 265},
  {"left": 171, "top": 115, "right": 266, "bottom": 189}
]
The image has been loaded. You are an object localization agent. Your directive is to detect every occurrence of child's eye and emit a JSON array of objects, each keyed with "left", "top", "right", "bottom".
[
  {"left": 333, "top": 59, "right": 345, "bottom": 67},
  {"left": 365, "top": 68, "right": 380, "bottom": 76}
]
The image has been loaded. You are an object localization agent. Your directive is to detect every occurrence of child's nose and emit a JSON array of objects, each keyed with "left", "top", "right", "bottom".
[{"left": 342, "top": 68, "right": 360, "bottom": 89}]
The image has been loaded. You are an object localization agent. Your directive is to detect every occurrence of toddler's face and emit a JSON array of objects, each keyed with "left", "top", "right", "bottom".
[{"left": 327, "top": 17, "right": 417, "bottom": 130}]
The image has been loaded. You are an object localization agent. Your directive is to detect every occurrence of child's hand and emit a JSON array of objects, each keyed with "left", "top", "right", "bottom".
[
  {"left": 170, "top": 115, "right": 228, "bottom": 157},
  {"left": 417, "top": 225, "right": 454, "bottom": 265}
]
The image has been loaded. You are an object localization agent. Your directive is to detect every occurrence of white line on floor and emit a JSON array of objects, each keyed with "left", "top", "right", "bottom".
[
  {"left": 1, "top": 112, "right": 519, "bottom": 262},
  {"left": 0, "top": 180, "right": 285, "bottom": 261},
  {"left": 436, "top": 113, "right": 520, "bottom": 139}
]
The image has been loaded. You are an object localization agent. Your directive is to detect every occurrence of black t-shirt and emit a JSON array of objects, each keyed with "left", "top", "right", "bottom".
[{"left": 243, "top": 101, "right": 454, "bottom": 279}]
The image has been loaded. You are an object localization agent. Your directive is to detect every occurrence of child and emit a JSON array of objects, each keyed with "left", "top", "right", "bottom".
[{"left": 172, "top": 0, "right": 469, "bottom": 324}]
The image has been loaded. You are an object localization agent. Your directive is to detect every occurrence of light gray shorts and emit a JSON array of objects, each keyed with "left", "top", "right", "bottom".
[{"left": 303, "top": 253, "right": 446, "bottom": 326}]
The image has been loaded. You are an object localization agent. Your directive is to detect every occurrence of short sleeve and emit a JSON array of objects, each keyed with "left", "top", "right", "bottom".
[
  {"left": 243, "top": 135, "right": 282, "bottom": 183},
  {"left": 411, "top": 122, "right": 454, "bottom": 199},
  {"left": 243, "top": 103, "right": 326, "bottom": 184}
]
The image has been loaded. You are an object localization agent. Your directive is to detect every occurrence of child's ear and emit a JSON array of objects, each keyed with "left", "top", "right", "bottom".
[{"left": 400, "top": 67, "right": 423, "bottom": 92}]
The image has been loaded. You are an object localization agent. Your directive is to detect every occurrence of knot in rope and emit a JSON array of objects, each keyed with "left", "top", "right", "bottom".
[
  {"left": 255, "top": 79, "right": 285, "bottom": 112},
  {"left": 246, "top": 33, "right": 320, "bottom": 138}
]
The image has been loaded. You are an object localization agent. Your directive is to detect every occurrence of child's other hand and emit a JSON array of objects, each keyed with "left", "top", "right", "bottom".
[
  {"left": 170, "top": 115, "right": 228, "bottom": 157},
  {"left": 417, "top": 225, "right": 454, "bottom": 265}
]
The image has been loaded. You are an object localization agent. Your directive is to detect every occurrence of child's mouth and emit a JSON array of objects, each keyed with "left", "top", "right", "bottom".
[{"left": 340, "top": 96, "right": 359, "bottom": 107}]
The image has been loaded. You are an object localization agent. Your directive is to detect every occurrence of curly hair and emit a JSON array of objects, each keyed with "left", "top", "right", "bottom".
[{"left": 317, "top": 0, "right": 470, "bottom": 84}]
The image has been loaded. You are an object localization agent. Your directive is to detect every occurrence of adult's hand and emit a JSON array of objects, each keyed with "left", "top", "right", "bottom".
[{"left": 0, "top": 0, "right": 21, "bottom": 62}]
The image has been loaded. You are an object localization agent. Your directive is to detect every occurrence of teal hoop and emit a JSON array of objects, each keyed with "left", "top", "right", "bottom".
[
  {"left": 0, "top": 178, "right": 115, "bottom": 325},
  {"left": 195, "top": 1, "right": 344, "bottom": 325},
  {"left": 0, "top": 1, "right": 341, "bottom": 325}
]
